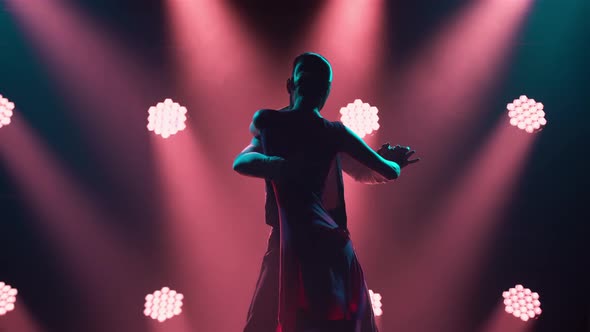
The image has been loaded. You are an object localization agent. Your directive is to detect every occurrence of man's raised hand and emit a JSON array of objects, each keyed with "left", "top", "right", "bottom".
[{"left": 378, "top": 143, "right": 420, "bottom": 169}]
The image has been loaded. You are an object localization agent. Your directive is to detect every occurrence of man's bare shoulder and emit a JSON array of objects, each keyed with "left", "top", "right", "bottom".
[{"left": 252, "top": 107, "right": 288, "bottom": 129}]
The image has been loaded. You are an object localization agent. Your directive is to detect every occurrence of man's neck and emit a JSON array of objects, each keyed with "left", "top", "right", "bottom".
[{"left": 290, "top": 97, "right": 321, "bottom": 115}]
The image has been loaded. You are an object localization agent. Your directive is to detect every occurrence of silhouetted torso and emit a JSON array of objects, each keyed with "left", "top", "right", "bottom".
[
  {"left": 256, "top": 109, "right": 378, "bottom": 332},
  {"left": 260, "top": 110, "right": 341, "bottom": 232}
]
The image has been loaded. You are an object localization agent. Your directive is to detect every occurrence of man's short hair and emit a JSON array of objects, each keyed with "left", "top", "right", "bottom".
[
  {"left": 292, "top": 52, "right": 332, "bottom": 83},
  {"left": 292, "top": 52, "right": 332, "bottom": 99}
]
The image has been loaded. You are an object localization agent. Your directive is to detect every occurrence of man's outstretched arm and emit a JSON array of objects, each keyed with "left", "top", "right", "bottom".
[
  {"left": 341, "top": 143, "right": 420, "bottom": 183},
  {"left": 340, "top": 143, "right": 401, "bottom": 184},
  {"left": 232, "top": 136, "right": 284, "bottom": 180},
  {"left": 339, "top": 153, "right": 389, "bottom": 184},
  {"left": 234, "top": 137, "right": 395, "bottom": 184}
]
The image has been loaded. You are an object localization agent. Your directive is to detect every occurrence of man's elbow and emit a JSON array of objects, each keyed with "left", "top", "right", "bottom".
[
  {"left": 385, "top": 164, "right": 400, "bottom": 180},
  {"left": 232, "top": 158, "right": 246, "bottom": 174},
  {"left": 385, "top": 172, "right": 399, "bottom": 180}
]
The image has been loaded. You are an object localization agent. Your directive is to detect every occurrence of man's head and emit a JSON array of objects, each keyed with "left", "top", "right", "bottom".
[{"left": 287, "top": 52, "right": 332, "bottom": 110}]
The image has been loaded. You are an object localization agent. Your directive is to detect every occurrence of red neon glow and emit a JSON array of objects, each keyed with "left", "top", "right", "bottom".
[
  {"left": 339, "top": 99, "right": 380, "bottom": 138},
  {"left": 0, "top": 95, "right": 15, "bottom": 129},
  {"left": 369, "top": 289, "right": 383, "bottom": 317},
  {"left": 0, "top": 282, "right": 18, "bottom": 316},
  {"left": 147, "top": 99, "right": 188, "bottom": 139},
  {"left": 507, "top": 96, "right": 547, "bottom": 134},
  {"left": 502, "top": 285, "right": 542, "bottom": 321},
  {"left": 144, "top": 287, "right": 184, "bottom": 322}
]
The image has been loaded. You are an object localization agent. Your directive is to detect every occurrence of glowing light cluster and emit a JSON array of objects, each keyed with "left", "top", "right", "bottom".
[
  {"left": 143, "top": 287, "right": 184, "bottom": 322},
  {"left": 0, "top": 95, "right": 15, "bottom": 129},
  {"left": 0, "top": 282, "right": 18, "bottom": 316},
  {"left": 369, "top": 289, "right": 383, "bottom": 317},
  {"left": 507, "top": 96, "right": 547, "bottom": 133},
  {"left": 340, "top": 99, "right": 380, "bottom": 138},
  {"left": 502, "top": 284, "right": 542, "bottom": 322},
  {"left": 147, "top": 99, "right": 188, "bottom": 138}
]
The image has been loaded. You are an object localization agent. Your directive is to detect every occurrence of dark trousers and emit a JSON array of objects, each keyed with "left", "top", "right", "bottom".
[
  {"left": 243, "top": 228, "right": 373, "bottom": 332},
  {"left": 295, "top": 319, "right": 357, "bottom": 332},
  {"left": 243, "top": 227, "right": 280, "bottom": 332}
]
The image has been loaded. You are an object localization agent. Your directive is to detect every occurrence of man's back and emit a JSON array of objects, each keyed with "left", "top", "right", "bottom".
[{"left": 256, "top": 109, "right": 343, "bottom": 212}]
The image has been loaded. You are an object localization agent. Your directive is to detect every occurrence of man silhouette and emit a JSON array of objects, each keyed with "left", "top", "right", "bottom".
[{"left": 233, "top": 52, "right": 418, "bottom": 332}]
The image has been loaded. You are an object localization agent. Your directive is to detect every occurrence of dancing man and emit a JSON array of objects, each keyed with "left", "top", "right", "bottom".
[{"left": 234, "top": 52, "right": 418, "bottom": 332}]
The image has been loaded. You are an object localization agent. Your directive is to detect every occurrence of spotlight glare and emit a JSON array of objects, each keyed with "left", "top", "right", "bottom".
[
  {"left": 147, "top": 99, "right": 188, "bottom": 139},
  {"left": 0, "top": 95, "right": 16, "bottom": 129},
  {"left": 507, "top": 96, "right": 546, "bottom": 133},
  {"left": 502, "top": 285, "right": 542, "bottom": 322},
  {"left": 339, "top": 99, "right": 380, "bottom": 138},
  {"left": 368, "top": 289, "right": 383, "bottom": 317},
  {"left": 144, "top": 287, "right": 184, "bottom": 322},
  {"left": 0, "top": 282, "right": 17, "bottom": 316}
]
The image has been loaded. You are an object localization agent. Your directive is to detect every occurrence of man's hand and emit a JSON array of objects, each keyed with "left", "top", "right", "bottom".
[{"left": 378, "top": 143, "right": 420, "bottom": 169}]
